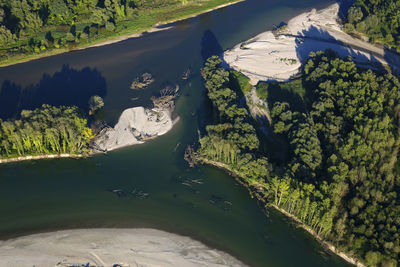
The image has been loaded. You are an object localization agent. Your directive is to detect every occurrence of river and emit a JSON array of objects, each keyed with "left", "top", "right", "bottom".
[{"left": 0, "top": 0, "right": 351, "bottom": 266}]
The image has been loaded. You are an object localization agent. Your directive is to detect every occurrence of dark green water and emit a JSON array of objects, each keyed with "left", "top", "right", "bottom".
[{"left": 0, "top": 0, "right": 351, "bottom": 266}]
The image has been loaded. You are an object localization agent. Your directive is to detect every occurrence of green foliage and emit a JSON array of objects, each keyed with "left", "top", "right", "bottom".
[
  {"left": 0, "top": 104, "right": 94, "bottom": 158},
  {"left": 199, "top": 56, "right": 259, "bottom": 165},
  {"left": 276, "top": 50, "right": 400, "bottom": 265},
  {"left": 230, "top": 70, "right": 252, "bottom": 93},
  {"left": 346, "top": 0, "right": 400, "bottom": 50},
  {"left": 0, "top": 0, "right": 239, "bottom": 65},
  {"left": 256, "top": 82, "right": 268, "bottom": 100},
  {"left": 200, "top": 51, "right": 400, "bottom": 266},
  {"left": 105, "top": 21, "right": 116, "bottom": 32},
  {"left": 88, "top": 95, "right": 104, "bottom": 115}
]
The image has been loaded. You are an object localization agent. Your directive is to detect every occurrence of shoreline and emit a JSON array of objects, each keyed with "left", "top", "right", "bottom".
[
  {"left": 198, "top": 157, "right": 366, "bottom": 267},
  {"left": 0, "top": 228, "right": 245, "bottom": 267},
  {"left": 0, "top": 153, "right": 84, "bottom": 165},
  {"left": 0, "top": 0, "right": 244, "bottom": 68}
]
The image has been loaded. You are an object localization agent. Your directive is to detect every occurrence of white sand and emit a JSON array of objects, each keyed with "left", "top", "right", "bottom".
[
  {"left": 0, "top": 228, "right": 245, "bottom": 267},
  {"left": 224, "top": 3, "right": 400, "bottom": 84},
  {"left": 93, "top": 107, "right": 176, "bottom": 152}
]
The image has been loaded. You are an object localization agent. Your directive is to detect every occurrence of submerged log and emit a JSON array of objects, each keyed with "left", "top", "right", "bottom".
[{"left": 182, "top": 68, "right": 191, "bottom": 80}]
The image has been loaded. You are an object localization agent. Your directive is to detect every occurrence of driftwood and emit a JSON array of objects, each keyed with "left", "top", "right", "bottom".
[
  {"left": 184, "top": 145, "right": 197, "bottom": 167},
  {"left": 151, "top": 84, "right": 179, "bottom": 110},
  {"left": 130, "top": 72, "right": 154, "bottom": 90}
]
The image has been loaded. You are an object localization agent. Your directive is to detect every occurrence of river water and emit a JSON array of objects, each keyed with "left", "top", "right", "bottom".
[{"left": 0, "top": 0, "right": 351, "bottom": 266}]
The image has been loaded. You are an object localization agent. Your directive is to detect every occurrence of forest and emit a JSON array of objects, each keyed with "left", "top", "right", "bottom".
[
  {"left": 0, "top": 104, "right": 94, "bottom": 158},
  {"left": 198, "top": 53, "right": 400, "bottom": 267},
  {"left": 0, "top": 0, "right": 235, "bottom": 64},
  {"left": 345, "top": 0, "right": 400, "bottom": 51}
]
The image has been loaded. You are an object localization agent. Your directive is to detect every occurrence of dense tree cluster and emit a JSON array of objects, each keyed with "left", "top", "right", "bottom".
[
  {"left": 0, "top": 0, "right": 196, "bottom": 60},
  {"left": 0, "top": 0, "right": 135, "bottom": 50},
  {"left": 199, "top": 56, "right": 259, "bottom": 165},
  {"left": 198, "top": 56, "right": 336, "bottom": 239},
  {"left": 0, "top": 104, "right": 94, "bottom": 157},
  {"left": 345, "top": 0, "right": 400, "bottom": 50},
  {"left": 199, "top": 52, "right": 400, "bottom": 266},
  {"left": 298, "top": 50, "right": 400, "bottom": 266}
]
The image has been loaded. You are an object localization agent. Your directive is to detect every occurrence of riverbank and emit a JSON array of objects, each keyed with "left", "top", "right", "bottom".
[
  {"left": 224, "top": 3, "right": 400, "bottom": 84},
  {"left": 197, "top": 157, "right": 366, "bottom": 267},
  {"left": 0, "top": 154, "right": 84, "bottom": 165},
  {"left": 0, "top": 0, "right": 243, "bottom": 68},
  {"left": 0, "top": 228, "right": 245, "bottom": 267}
]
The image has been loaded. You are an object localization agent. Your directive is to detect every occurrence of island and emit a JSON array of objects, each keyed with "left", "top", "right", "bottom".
[{"left": 0, "top": 86, "right": 178, "bottom": 162}]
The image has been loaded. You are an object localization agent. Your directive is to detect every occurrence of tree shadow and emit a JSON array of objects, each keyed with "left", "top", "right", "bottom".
[
  {"left": 200, "top": 30, "right": 224, "bottom": 62},
  {"left": 383, "top": 46, "right": 400, "bottom": 75},
  {"left": 295, "top": 25, "right": 383, "bottom": 69},
  {"left": 336, "top": 0, "right": 355, "bottom": 22},
  {"left": 0, "top": 65, "right": 107, "bottom": 119},
  {"left": 265, "top": 80, "right": 306, "bottom": 113}
]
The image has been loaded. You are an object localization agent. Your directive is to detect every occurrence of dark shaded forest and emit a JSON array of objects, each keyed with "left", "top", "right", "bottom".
[{"left": 198, "top": 53, "right": 400, "bottom": 266}]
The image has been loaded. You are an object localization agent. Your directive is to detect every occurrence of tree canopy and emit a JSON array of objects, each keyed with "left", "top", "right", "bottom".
[
  {"left": 198, "top": 52, "right": 400, "bottom": 266},
  {"left": 0, "top": 0, "right": 236, "bottom": 63},
  {"left": 0, "top": 104, "right": 94, "bottom": 157},
  {"left": 345, "top": 0, "right": 400, "bottom": 51}
]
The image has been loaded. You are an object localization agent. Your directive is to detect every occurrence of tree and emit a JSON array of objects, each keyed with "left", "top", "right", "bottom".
[
  {"left": 88, "top": 95, "right": 104, "bottom": 115},
  {"left": 347, "top": 6, "right": 363, "bottom": 24}
]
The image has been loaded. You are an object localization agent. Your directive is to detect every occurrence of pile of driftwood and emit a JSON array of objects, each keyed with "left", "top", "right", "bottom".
[
  {"left": 151, "top": 84, "right": 179, "bottom": 110},
  {"left": 184, "top": 145, "right": 197, "bottom": 167},
  {"left": 130, "top": 72, "right": 154, "bottom": 90}
]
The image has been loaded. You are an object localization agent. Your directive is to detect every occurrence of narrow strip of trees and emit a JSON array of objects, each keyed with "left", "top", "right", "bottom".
[{"left": 0, "top": 104, "right": 94, "bottom": 158}]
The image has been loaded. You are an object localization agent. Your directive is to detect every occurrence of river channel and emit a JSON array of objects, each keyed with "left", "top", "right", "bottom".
[{"left": 0, "top": 0, "right": 351, "bottom": 266}]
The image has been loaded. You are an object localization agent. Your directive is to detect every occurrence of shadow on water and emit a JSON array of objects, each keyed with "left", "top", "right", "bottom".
[
  {"left": 201, "top": 30, "right": 224, "bottom": 62},
  {"left": 0, "top": 65, "right": 107, "bottom": 119},
  {"left": 336, "top": 0, "right": 355, "bottom": 21},
  {"left": 198, "top": 29, "right": 225, "bottom": 136}
]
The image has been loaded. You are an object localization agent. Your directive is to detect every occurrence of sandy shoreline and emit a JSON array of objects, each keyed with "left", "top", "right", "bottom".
[
  {"left": 224, "top": 3, "right": 400, "bottom": 84},
  {"left": 0, "top": 154, "right": 84, "bottom": 165},
  {"left": 0, "top": 228, "right": 245, "bottom": 267}
]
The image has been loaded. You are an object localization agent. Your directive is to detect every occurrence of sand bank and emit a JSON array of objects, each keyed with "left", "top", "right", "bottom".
[
  {"left": 93, "top": 106, "right": 177, "bottom": 152},
  {"left": 0, "top": 228, "right": 245, "bottom": 267},
  {"left": 224, "top": 3, "right": 400, "bottom": 84}
]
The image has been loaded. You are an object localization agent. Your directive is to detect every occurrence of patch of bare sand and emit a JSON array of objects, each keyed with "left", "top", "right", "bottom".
[
  {"left": 224, "top": 3, "right": 400, "bottom": 84},
  {"left": 0, "top": 228, "right": 245, "bottom": 267}
]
